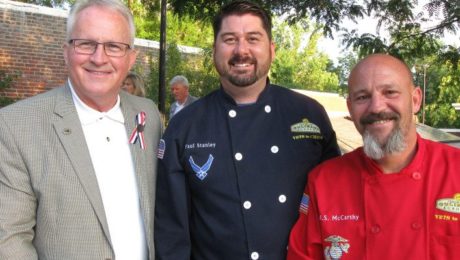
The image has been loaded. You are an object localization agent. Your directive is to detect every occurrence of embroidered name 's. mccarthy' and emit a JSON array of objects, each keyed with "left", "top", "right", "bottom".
[
  {"left": 320, "top": 214, "right": 360, "bottom": 222},
  {"left": 331, "top": 215, "right": 360, "bottom": 221}
]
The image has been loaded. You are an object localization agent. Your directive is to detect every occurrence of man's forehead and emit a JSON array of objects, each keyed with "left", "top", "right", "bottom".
[{"left": 219, "top": 14, "right": 266, "bottom": 34}]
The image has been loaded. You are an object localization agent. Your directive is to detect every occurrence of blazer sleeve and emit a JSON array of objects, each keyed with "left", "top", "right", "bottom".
[
  {"left": 0, "top": 114, "right": 38, "bottom": 260},
  {"left": 154, "top": 128, "right": 191, "bottom": 259}
]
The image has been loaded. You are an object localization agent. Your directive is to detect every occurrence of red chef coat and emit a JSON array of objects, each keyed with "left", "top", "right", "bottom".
[{"left": 288, "top": 135, "right": 460, "bottom": 260}]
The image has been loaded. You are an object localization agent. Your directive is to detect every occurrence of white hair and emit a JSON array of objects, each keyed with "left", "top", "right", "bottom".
[{"left": 66, "top": 0, "right": 135, "bottom": 46}]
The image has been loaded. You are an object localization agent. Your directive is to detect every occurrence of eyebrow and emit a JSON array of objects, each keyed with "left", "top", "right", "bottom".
[{"left": 219, "top": 31, "right": 264, "bottom": 38}]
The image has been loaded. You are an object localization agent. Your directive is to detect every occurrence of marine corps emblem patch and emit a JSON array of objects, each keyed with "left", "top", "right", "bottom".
[{"left": 324, "top": 235, "right": 350, "bottom": 260}]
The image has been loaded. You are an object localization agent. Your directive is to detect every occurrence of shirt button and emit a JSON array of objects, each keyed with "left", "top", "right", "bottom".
[
  {"left": 235, "top": 153, "right": 243, "bottom": 161},
  {"left": 251, "top": 252, "right": 259, "bottom": 260},
  {"left": 368, "top": 177, "right": 378, "bottom": 185},
  {"left": 371, "top": 225, "right": 381, "bottom": 234},
  {"left": 411, "top": 221, "right": 422, "bottom": 230},
  {"left": 243, "top": 201, "right": 252, "bottom": 209},
  {"left": 264, "top": 105, "right": 271, "bottom": 113},
  {"left": 271, "top": 145, "right": 279, "bottom": 153},
  {"left": 278, "top": 195, "right": 287, "bottom": 203},
  {"left": 228, "top": 110, "right": 237, "bottom": 118},
  {"left": 412, "top": 171, "right": 422, "bottom": 180}
]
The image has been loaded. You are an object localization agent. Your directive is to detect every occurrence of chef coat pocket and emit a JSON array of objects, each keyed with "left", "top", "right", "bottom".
[{"left": 430, "top": 234, "right": 460, "bottom": 259}]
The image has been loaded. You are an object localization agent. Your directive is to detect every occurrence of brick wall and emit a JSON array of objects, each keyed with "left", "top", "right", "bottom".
[{"left": 0, "top": 0, "right": 200, "bottom": 101}]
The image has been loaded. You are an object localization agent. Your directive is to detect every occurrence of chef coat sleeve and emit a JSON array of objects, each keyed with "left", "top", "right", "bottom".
[
  {"left": 319, "top": 108, "right": 341, "bottom": 160},
  {"left": 287, "top": 172, "right": 324, "bottom": 260},
  {"left": 154, "top": 134, "right": 191, "bottom": 260}
]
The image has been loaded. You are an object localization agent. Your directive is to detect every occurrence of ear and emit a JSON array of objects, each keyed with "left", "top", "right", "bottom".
[
  {"left": 63, "top": 43, "right": 69, "bottom": 66},
  {"left": 128, "top": 49, "right": 139, "bottom": 70},
  {"left": 346, "top": 96, "right": 353, "bottom": 120},
  {"left": 412, "top": 86, "right": 422, "bottom": 114},
  {"left": 270, "top": 41, "right": 276, "bottom": 62},
  {"left": 212, "top": 43, "right": 216, "bottom": 60}
]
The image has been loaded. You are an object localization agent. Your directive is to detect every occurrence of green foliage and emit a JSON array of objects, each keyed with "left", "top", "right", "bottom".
[
  {"left": 135, "top": 10, "right": 214, "bottom": 49},
  {"left": 425, "top": 61, "right": 460, "bottom": 128},
  {"left": 270, "top": 18, "right": 339, "bottom": 92},
  {"left": 0, "top": 71, "right": 20, "bottom": 107},
  {"left": 168, "top": 0, "right": 367, "bottom": 38},
  {"left": 328, "top": 52, "right": 358, "bottom": 94}
]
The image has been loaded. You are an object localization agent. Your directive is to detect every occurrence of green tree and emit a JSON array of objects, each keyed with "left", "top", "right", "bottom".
[
  {"left": 271, "top": 18, "right": 339, "bottom": 92},
  {"left": 425, "top": 61, "right": 460, "bottom": 128},
  {"left": 328, "top": 51, "right": 358, "bottom": 95}
]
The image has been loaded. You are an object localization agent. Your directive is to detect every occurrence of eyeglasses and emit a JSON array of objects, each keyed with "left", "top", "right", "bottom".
[{"left": 68, "top": 39, "right": 132, "bottom": 57}]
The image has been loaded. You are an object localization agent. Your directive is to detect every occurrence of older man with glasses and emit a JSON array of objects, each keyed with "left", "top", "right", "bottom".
[{"left": 0, "top": 0, "right": 162, "bottom": 259}]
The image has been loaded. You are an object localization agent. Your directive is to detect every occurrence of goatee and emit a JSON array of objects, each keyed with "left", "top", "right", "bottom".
[
  {"left": 227, "top": 55, "right": 258, "bottom": 87},
  {"left": 363, "top": 126, "right": 406, "bottom": 160}
]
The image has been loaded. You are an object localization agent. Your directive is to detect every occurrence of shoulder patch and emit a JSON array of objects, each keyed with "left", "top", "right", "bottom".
[
  {"left": 157, "top": 139, "right": 165, "bottom": 159},
  {"left": 299, "top": 193, "right": 310, "bottom": 215}
]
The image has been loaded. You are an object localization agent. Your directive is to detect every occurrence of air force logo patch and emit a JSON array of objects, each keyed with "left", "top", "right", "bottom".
[{"left": 189, "top": 154, "right": 214, "bottom": 180}]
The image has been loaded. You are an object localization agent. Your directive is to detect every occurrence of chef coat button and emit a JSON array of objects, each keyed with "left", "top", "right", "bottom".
[
  {"left": 251, "top": 251, "right": 259, "bottom": 260},
  {"left": 243, "top": 201, "right": 252, "bottom": 209},
  {"left": 371, "top": 225, "right": 381, "bottom": 234},
  {"left": 411, "top": 221, "right": 422, "bottom": 230},
  {"left": 228, "top": 110, "right": 237, "bottom": 118},
  {"left": 412, "top": 171, "right": 421, "bottom": 180},
  {"left": 278, "top": 194, "right": 287, "bottom": 203},
  {"left": 264, "top": 105, "right": 271, "bottom": 113},
  {"left": 235, "top": 153, "right": 243, "bottom": 161},
  {"left": 271, "top": 145, "right": 279, "bottom": 153},
  {"left": 368, "top": 178, "right": 378, "bottom": 185}
]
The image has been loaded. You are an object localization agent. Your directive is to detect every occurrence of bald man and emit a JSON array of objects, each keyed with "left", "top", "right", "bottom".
[{"left": 287, "top": 54, "right": 460, "bottom": 259}]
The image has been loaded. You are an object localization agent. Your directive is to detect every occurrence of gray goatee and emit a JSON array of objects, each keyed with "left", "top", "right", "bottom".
[{"left": 363, "top": 127, "right": 406, "bottom": 160}]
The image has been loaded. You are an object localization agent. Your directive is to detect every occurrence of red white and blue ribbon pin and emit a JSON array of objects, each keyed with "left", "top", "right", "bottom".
[{"left": 129, "top": 111, "right": 146, "bottom": 150}]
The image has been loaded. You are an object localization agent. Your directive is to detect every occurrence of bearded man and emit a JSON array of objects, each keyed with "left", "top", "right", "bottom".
[
  {"left": 154, "top": 1, "right": 340, "bottom": 259},
  {"left": 288, "top": 53, "right": 460, "bottom": 260}
]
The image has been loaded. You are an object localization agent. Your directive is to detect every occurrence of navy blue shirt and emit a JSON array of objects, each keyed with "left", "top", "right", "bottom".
[{"left": 155, "top": 83, "right": 340, "bottom": 260}]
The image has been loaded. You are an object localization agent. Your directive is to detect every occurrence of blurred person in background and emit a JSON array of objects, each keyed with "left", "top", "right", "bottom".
[{"left": 122, "top": 71, "right": 146, "bottom": 97}]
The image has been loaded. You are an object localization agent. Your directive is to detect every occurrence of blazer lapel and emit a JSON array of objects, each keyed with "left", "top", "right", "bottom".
[
  {"left": 52, "top": 85, "right": 112, "bottom": 243},
  {"left": 120, "top": 94, "right": 152, "bottom": 233}
]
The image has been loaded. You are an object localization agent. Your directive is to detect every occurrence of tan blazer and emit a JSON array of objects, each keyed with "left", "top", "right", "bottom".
[{"left": 0, "top": 84, "right": 162, "bottom": 260}]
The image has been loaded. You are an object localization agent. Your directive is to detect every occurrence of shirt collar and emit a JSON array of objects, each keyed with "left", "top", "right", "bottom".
[
  {"left": 219, "top": 78, "right": 272, "bottom": 105},
  {"left": 68, "top": 79, "right": 125, "bottom": 125}
]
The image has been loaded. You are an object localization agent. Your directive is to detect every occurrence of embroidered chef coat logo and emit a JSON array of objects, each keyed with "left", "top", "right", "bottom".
[
  {"left": 436, "top": 193, "right": 460, "bottom": 214},
  {"left": 189, "top": 154, "right": 214, "bottom": 180},
  {"left": 324, "top": 235, "right": 350, "bottom": 260},
  {"left": 291, "top": 119, "right": 321, "bottom": 134}
]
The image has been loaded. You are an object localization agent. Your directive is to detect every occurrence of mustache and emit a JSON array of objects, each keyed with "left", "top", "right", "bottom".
[
  {"left": 360, "top": 112, "right": 400, "bottom": 125},
  {"left": 229, "top": 55, "right": 256, "bottom": 65}
]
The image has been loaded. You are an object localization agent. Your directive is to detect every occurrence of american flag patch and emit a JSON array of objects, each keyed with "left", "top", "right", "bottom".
[
  {"left": 157, "top": 139, "right": 165, "bottom": 159},
  {"left": 299, "top": 193, "right": 309, "bottom": 215}
]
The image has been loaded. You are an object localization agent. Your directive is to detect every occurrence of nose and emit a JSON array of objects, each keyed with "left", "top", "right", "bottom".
[
  {"left": 90, "top": 44, "right": 109, "bottom": 64},
  {"left": 234, "top": 39, "right": 250, "bottom": 54},
  {"left": 368, "top": 94, "right": 385, "bottom": 113}
]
